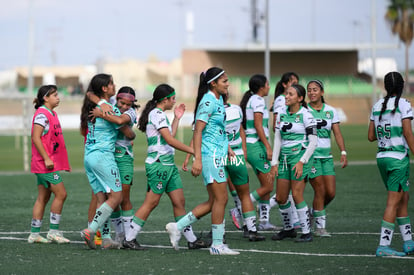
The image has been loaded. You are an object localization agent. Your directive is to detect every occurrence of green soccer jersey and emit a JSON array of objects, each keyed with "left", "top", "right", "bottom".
[
  {"left": 370, "top": 96, "right": 413, "bottom": 160},
  {"left": 245, "top": 94, "right": 269, "bottom": 144},
  {"left": 308, "top": 104, "right": 340, "bottom": 158}
]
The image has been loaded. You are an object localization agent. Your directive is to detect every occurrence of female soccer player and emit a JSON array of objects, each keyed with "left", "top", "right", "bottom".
[
  {"left": 368, "top": 71, "right": 414, "bottom": 257},
  {"left": 123, "top": 84, "right": 207, "bottom": 250},
  {"left": 307, "top": 80, "right": 347, "bottom": 237},
  {"left": 28, "top": 85, "right": 71, "bottom": 244},
  {"left": 271, "top": 84, "right": 317, "bottom": 242},
  {"left": 88, "top": 86, "right": 139, "bottom": 244},
  {"left": 223, "top": 92, "right": 265, "bottom": 241},
  {"left": 239, "top": 74, "right": 276, "bottom": 230},
  {"left": 166, "top": 67, "right": 240, "bottom": 255},
  {"left": 80, "top": 74, "right": 135, "bottom": 249}
]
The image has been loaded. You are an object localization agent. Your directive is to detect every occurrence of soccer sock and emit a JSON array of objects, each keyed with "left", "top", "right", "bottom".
[
  {"left": 250, "top": 190, "right": 260, "bottom": 204},
  {"left": 89, "top": 202, "right": 113, "bottom": 233},
  {"left": 125, "top": 216, "right": 144, "bottom": 241},
  {"left": 289, "top": 194, "right": 300, "bottom": 225},
  {"left": 278, "top": 201, "right": 293, "bottom": 230},
  {"left": 243, "top": 210, "right": 257, "bottom": 232},
  {"left": 296, "top": 201, "right": 310, "bottom": 234},
  {"left": 258, "top": 201, "right": 270, "bottom": 223},
  {"left": 230, "top": 190, "right": 241, "bottom": 209},
  {"left": 379, "top": 220, "right": 395, "bottom": 246},
  {"left": 100, "top": 220, "right": 111, "bottom": 239},
  {"left": 397, "top": 216, "right": 412, "bottom": 241},
  {"left": 49, "top": 212, "right": 61, "bottom": 231},
  {"left": 121, "top": 209, "right": 134, "bottom": 237},
  {"left": 176, "top": 211, "right": 198, "bottom": 231},
  {"left": 313, "top": 209, "right": 326, "bottom": 229},
  {"left": 269, "top": 193, "right": 278, "bottom": 208},
  {"left": 212, "top": 223, "right": 225, "bottom": 246},
  {"left": 176, "top": 215, "right": 197, "bottom": 243},
  {"left": 110, "top": 210, "right": 124, "bottom": 236},
  {"left": 30, "top": 219, "right": 42, "bottom": 234}
]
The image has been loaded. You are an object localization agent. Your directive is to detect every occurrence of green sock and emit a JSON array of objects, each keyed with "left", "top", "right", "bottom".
[{"left": 212, "top": 223, "right": 225, "bottom": 246}]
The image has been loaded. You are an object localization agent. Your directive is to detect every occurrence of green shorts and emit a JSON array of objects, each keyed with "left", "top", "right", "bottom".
[
  {"left": 116, "top": 153, "right": 134, "bottom": 185},
  {"left": 309, "top": 158, "right": 335, "bottom": 179},
  {"left": 377, "top": 156, "right": 410, "bottom": 192},
  {"left": 145, "top": 162, "right": 183, "bottom": 194},
  {"left": 277, "top": 152, "right": 312, "bottom": 181},
  {"left": 35, "top": 171, "right": 63, "bottom": 188},
  {"left": 246, "top": 141, "right": 271, "bottom": 174},
  {"left": 226, "top": 155, "right": 249, "bottom": 186}
]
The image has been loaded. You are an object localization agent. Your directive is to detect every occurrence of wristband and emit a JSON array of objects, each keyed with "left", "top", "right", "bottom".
[
  {"left": 97, "top": 99, "right": 105, "bottom": 106},
  {"left": 341, "top": 151, "right": 347, "bottom": 156}
]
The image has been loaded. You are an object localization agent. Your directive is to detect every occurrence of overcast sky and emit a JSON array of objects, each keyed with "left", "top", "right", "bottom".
[{"left": 0, "top": 0, "right": 412, "bottom": 72}]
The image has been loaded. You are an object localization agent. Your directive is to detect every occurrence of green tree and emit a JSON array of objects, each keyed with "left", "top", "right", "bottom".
[{"left": 385, "top": 0, "right": 414, "bottom": 92}]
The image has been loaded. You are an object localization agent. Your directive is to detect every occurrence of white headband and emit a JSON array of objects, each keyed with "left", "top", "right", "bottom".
[{"left": 207, "top": 70, "right": 225, "bottom": 84}]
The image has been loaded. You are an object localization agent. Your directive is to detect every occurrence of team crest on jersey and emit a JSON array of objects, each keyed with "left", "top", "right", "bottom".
[
  {"left": 325, "top": 112, "right": 331, "bottom": 119},
  {"left": 157, "top": 182, "right": 163, "bottom": 190},
  {"left": 115, "top": 178, "right": 121, "bottom": 188},
  {"left": 219, "top": 169, "right": 225, "bottom": 178},
  {"left": 295, "top": 115, "right": 301, "bottom": 123}
]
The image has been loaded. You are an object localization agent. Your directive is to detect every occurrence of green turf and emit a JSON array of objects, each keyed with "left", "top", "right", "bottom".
[{"left": 1, "top": 164, "right": 414, "bottom": 274}]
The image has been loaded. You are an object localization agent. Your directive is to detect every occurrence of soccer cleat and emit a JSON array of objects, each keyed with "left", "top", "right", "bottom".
[
  {"left": 295, "top": 232, "right": 313, "bottom": 242},
  {"left": 188, "top": 238, "right": 209, "bottom": 249},
  {"left": 210, "top": 244, "right": 240, "bottom": 255},
  {"left": 242, "top": 225, "right": 249, "bottom": 238},
  {"left": 94, "top": 231, "right": 102, "bottom": 246},
  {"left": 271, "top": 229, "right": 297, "bottom": 241},
  {"left": 114, "top": 232, "right": 125, "bottom": 244},
  {"left": 314, "top": 228, "right": 332, "bottom": 237},
  {"left": 122, "top": 239, "right": 147, "bottom": 250},
  {"left": 80, "top": 228, "right": 96, "bottom": 249},
  {"left": 248, "top": 231, "right": 266, "bottom": 242},
  {"left": 229, "top": 208, "right": 242, "bottom": 230},
  {"left": 47, "top": 231, "right": 70, "bottom": 244},
  {"left": 403, "top": 240, "right": 414, "bottom": 254},
  {"left": 376, "top": 245, "right": 406, "bottom": 257},
  {"left": 28, "top": 234, "right": 50, "bottom": 244},
  {"left": 166, "top": 222, "right": 181, "bottom": 250},
  {"left": 258, "top": 222, "right": 280, "bottom": 231},
  {"left": 101, "top": 238, "right": 122, "bottom": 250}
]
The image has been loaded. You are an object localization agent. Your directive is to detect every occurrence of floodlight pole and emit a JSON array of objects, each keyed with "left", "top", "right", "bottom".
[
  {"left": 264, "top": 0, "right": 270, "bottom": 107},
  {"left": 24, "top": 0, "right": 35, "bottom": 172},
  {"left": 371, "top": 0, "right": 377, "bottom": 105}
]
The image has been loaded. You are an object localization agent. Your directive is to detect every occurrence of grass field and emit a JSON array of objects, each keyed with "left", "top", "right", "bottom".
[{"left": 1, "top": 125, "right": 414, "bottom": 274}]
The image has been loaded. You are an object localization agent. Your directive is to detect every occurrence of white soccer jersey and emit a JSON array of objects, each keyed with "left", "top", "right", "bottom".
[
  {"left": 308, "top": 104, "right": 340, "bottom": 158},
  {"left": 145, "top": 108, "right": 175, "bottom": 165},
  {"left": 370, "top": 96, "right": 413, "bottom": 160},
  {"left": 273, "top": 95, "right": 287, "bottom": 114},
  {"left": 225, "top": 104, "right": 244, "bottom": 156},
  {"left": 276, "top": 106, "right": 317, "bottom": 155},
  {"left": 245, "top": 94, "right": 270, "bottom": 143}
]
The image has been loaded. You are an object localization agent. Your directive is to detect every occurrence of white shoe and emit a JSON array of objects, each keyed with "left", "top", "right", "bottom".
[
  {"left": 166, "top": 222, "right": 181, "bottom": 250},
  {"left": 258, "top": 222, "right": 281, "bottom": 231},
  {"left": 114, "top": 232, "right": 125, "bottom": 243},
  {"left": 101, "top": 238, "right": 122, "bottom": 249},
  {"left": 47, "top": 231, "right": 70, "bottom": 244},
  {"left": 28, "top": 233, "right": 50, "bottom": 244},
  {"left": 210, "top": 244, "right": 240, "bottom": 255},
  {"left": 314, "top": 228, "right": 331, "bottom": 237}
]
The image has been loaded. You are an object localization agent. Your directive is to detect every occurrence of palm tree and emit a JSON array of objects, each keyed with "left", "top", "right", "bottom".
[{"left": 385, "top": 0, "right": 414, "bottom": 92}]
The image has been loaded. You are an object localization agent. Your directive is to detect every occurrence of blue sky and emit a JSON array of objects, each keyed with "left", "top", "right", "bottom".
[{"left": 0, "top": 0, "right": 412, "bottom": 71}]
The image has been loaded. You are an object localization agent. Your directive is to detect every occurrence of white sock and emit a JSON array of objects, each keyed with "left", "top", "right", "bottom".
[
  {"left": 125, "top": 220, "right": 141, "bottom": 242},
  {"left": 296, "top": 204, "right": 311, "bottom": 234},
  {"left": 182, "top": 225, "right": 197, "bottom": 243}
]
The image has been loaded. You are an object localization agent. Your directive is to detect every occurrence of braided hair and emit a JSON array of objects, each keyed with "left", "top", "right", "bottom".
[{"left": 379, "top": 71, "right": 404, "bottom": 121}]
